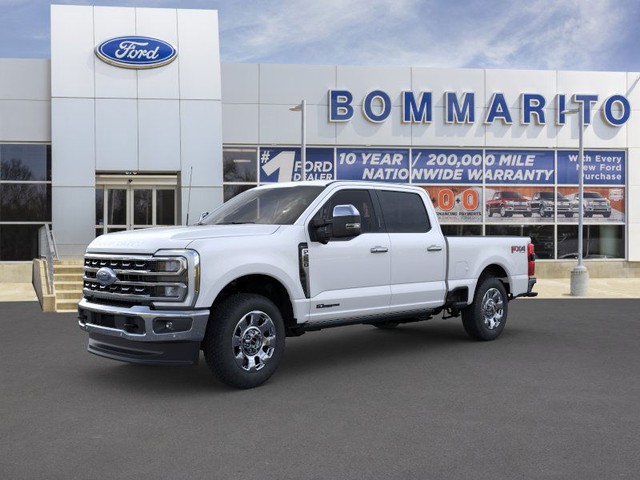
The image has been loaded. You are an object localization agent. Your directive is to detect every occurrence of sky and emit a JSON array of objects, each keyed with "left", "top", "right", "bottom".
[{"left": 1, "top": 0, "right": 639, "bottom": 72}]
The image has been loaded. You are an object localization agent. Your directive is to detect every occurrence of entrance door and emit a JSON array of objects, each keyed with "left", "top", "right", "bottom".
[{"left": 95, "top": 175, "right": 178, "bottom": 237}]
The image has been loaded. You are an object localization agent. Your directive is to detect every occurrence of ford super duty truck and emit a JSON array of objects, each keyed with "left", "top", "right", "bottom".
[{"left": 78, "top": 181, "right": 537, "bottom": 389}]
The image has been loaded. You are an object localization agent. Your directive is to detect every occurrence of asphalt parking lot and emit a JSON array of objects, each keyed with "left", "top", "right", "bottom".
[{"left": 1, "top": 299, "right": 640, "bottom": 480}]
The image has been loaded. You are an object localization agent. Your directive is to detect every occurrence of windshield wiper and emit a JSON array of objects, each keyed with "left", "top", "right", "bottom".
[{"left": 216, "top": 221, "right": 256, "bottom": 225}]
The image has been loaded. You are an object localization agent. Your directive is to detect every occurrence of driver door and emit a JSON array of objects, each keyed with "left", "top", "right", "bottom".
[{"left": 305, "top": 188, "right": 391, "bottom": 323}]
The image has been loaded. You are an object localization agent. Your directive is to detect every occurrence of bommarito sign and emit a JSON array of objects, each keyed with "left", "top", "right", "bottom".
[{"left": 328, "top": 90, "right": 631, "bottom": 127}]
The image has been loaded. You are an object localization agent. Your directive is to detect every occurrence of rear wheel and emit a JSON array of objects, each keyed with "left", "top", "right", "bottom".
[
  {"left": 462, "top": 277, "right": 508, "bottom": 341},
  {"left": 203, "top": 294, "right": 285, "bottom": 389}
]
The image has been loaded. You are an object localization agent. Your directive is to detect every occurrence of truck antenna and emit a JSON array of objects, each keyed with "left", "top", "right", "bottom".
[{"left": 186, "top": 166, "right": 193, "bottom": 225}]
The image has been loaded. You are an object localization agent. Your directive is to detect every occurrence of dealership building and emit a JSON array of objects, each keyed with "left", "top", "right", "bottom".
[{"left": 1, "top": 4, "right": 640, "bottom": 281}]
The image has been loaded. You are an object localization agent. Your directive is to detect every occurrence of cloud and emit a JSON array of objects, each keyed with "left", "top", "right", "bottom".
[{"left": 218, "top": 0, "right": 638, "bottom": 71}]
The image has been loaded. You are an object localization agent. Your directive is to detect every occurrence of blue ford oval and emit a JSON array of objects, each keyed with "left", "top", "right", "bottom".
[{"left": 95, "top": 36, "right": 177, "bottom": 69}]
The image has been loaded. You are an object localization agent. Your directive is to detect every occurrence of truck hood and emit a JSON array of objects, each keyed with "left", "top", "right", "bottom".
[{"left": 86, "top": 225, "right": 281, "bottom": 254}]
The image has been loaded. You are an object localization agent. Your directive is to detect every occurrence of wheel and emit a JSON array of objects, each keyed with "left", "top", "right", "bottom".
[
  {"left": 565, "top": 213, "right": 573, "bottom": 218},
  {"left": 539, "top": 206, "right": 545, "bottom": 217},
  {"left": 500, "top": 206, "right": 506, "bottom": 217},
  {"left": 585, "top": 213, "right": 592, "bottom": 218},
  {"left": 603, "top": 212, "right": 611, "bottom": 218},
  {"left": 523, "top": 213, "right": 532, "bottom": 218},
  {"left": 373, "top": 321, "right": 399, "bottom": 330},
  {"left": 487, "top": 206, "right": 493, "bottom": 218},
  {"left": 462, "top": 277, "right": 508, "bottom": 341},
  {"left": 203, "top": 294, "right": 285, "bottom": 389}
]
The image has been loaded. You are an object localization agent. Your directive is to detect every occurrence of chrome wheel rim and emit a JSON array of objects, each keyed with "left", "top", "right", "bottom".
[
  {"left": 481, "top": 288, "right": 504, "bottom": 330},
  {"left": 232, "top": 310, "right": 276, "bottom": 372},
  {"left": 500, "top": 207, "right": 506, "bottom": 217}
]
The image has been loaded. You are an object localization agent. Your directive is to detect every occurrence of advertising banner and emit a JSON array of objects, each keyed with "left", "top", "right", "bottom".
[
  {"left": 260, "top": 147, "right": 334, "bottom": 183},
  {"left": 336, "top": 148, "right": 410, "bottom": 182},
  {"left": 411, "top": 149, "right": 483, "bottom": 184},
  {"left": 421, "top": 186, "right": 482, "bottom": 223},
  {"left": 557, "top": 187, "right": 625, "bottom": 223},
  {"left": 485, "top": 187, "right": 534, "bottom": 222},
  {"left": 484, "top": 150, "right": 555, "bottom": 184},
  {"left": 557, "top": 150, "right": 625, "bottom": 185}
]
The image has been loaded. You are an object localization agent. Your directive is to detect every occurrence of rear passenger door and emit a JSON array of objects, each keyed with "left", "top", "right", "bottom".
[{"left": 376, "top": 189, "right": 447, "bottom": 312}]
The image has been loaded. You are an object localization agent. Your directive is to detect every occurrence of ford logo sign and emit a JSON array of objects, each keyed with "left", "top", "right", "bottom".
[
  {"left": 95, "top": 267, "right": 118, "bottom": 287},
  {"left": 95, "top": 36, "right": 177, "bottom": 69}
]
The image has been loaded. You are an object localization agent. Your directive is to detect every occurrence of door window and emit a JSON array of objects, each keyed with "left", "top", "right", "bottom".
[
  {"left": 312, "top": 189, "right": 382, "bottom": 235},
  {"left": 377, "top": 190, "right": 431, "bottom": 233}
]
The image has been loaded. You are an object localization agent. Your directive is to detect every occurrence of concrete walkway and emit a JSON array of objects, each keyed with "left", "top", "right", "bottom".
[
  {"left": 1, "top": 278, "right": 639, "bottom": 304},
  {"left": 0, "top": 283, "right": 38, "bottom": 302}
]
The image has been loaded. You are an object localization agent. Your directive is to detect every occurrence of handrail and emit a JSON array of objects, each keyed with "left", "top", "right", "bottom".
[{"left": 38, "top": 224, "right": 58, "bottom": 294}]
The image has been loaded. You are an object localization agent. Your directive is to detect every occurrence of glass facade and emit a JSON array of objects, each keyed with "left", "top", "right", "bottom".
[
  {"left": 222, "top": 146, "right": 626, "bottom": 260},
  {"left": 0, "top": 145, "right": 52, "bottom": 260}
]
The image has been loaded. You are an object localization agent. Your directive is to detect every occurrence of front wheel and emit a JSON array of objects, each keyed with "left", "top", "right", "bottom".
[
  {"left": 462, "top": 277, "right": 508, "bottom": 341},
  {"left": 203, "top": 294, "right": 285, "bottom": 389}
]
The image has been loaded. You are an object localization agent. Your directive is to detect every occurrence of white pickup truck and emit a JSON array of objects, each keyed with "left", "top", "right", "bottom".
[{"left": 78, "top": 181, "right": 537, "bottom": 388}]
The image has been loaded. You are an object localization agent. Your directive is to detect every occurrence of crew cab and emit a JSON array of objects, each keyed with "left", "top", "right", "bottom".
[
  {"left": 530, "top": 191, "right": 577, "bottom": 218},
  {"left": 486, "top": 191, "right": 532, "bottom": 217},
  {"left": 78, "top": 181, "right": 537, "bottom": 389},
  {"left": 572, "top": 191, "right": 612, "bottom": 218}
]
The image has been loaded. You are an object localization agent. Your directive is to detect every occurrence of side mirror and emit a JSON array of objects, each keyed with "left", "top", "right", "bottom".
[
  {"left": 197, "top": 211, "right": 210, "bottom": 224},
  {"left": 332, "top": 204, "right": 361, "bottom": 238}
]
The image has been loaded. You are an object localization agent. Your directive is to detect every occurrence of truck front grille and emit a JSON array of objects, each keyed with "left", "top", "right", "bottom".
[{"left": 83, "top": 253, "right": 190, "bottom": 306}]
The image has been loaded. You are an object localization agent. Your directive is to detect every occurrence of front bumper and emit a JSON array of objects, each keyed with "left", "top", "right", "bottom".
[{"left": 78, "top": 298, "right": 210, "bottom": 365}]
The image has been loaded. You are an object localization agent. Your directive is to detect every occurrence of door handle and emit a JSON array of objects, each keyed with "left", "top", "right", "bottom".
[
  {"left": 427, "top": 245, "right": 443, "bottom": 252},
  {"left": 370, "top": 246, "right": 389, "bottom": 254}
]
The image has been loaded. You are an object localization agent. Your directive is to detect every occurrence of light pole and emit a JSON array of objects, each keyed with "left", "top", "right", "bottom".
[
  {"left": 289, "top": 100, "right": 306, "bottom": 181},
  {"left": 562, "top": 104, "right": 588, "bottom": 295}
]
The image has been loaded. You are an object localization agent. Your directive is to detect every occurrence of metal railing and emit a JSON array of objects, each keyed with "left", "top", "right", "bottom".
[{"left": 38, "top": 224, "right": 58, "bottom": 294}]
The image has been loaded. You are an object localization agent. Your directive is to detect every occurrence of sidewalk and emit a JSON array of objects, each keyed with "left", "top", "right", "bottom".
[
  {"left": 530, "top": 277, "right": 640, "bottom": 299},
  {"left": 1, "top": 278, "right": 639, "bottom": 303}
]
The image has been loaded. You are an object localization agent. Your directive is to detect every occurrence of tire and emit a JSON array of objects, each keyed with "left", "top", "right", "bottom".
[
  {"left": 585, "top": 213, "right": 592, "bottom": 218},
  {"left": 539, "top": 206, "right": 545, "bottom": 217},
  {"left": 523, "top": 213, "right": 532, "bottom": 218},
  {"left": 373, "top": 321, "right": 399, "bottom": 330},
  {"left": 203, "top": 294, "right": 285, "bottom": 389},
  {"left": 462, "top": 277, "right": 508, "bottom": 341},
  {"left": 603, "top": 212, "right": 611, "bottom": 218},
  {"left": 487, "top": 206, "right": 493, "bottom": 218},
  {"left": 565, "top": 213, "right": 573, "bottom": 218},
  {"left": 500, "top": 206, "right": 506, "bottom": 217}
]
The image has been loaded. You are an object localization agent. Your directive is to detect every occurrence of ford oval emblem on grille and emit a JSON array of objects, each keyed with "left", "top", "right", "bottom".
[
  {"left": 95, "top": 36, "right": 177, "bottom": 69},
  {"left": 96, "top": 267, "right": 118, "bottom": 286}
]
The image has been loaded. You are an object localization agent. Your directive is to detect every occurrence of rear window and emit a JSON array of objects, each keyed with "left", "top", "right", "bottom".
[{"left": 378, "top": 190, "right": 430, "bottom": 233}]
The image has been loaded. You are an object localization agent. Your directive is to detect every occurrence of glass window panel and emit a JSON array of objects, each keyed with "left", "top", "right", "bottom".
[
  {"left": 0, "top": 144, "right": 51, "bottom": 181},
  {"left": 156, "top": 189, "right": 175, "bottom": 225},
  {"left": 223, "top": 184, "right": 254, "bottom": 202},
  {"left": 95, "top": 188, "right": 104, "bottom": 226},
  {"left": 107, "top": 189, "right": 127, "bottom": 225},
  {"left": 0, "top": 224, "right": 41, "bottom": 261},
  {"left": 223, "top": 148, "right": 257, "bottom": 182},
  {"left": 0, "top": 184, "right": 51, "bottom": 222},
  {"left": 440, "top": 225, "right": 482, "bottom": 236},
  {"left": 486, "top": 224, "right": 555, "bottom": 260},
  {"left": 557, "top": 225, "right": 624, "bottom": 259},
  {"left": 95, "top": 228, "right": 104, "bottom": 238},
  {"left": 378, "top": 190, "right": 430, "bottom": 233},
  {"left": 133, "top": 189, "right": 153, "bottom": 225}
]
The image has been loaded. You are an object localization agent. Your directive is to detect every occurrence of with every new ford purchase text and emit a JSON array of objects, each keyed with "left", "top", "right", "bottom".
[{"left": 78, "top": 181, "right": 537, "bottom": 388}]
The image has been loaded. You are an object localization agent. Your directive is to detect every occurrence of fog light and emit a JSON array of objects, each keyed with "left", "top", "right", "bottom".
[{"left": 153, "top": 318, "right": 192, "bottom": 334}]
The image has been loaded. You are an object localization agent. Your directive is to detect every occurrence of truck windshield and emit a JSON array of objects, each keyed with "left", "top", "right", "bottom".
[{"left": 200, "top": 185, "right": 326, "bottom": 225}]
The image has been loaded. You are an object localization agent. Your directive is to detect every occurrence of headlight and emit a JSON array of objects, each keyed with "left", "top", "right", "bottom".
[{"left": 152, "top": 249, "right": 200, "bottom": 309}]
